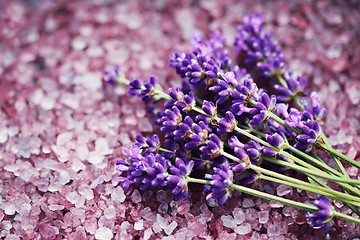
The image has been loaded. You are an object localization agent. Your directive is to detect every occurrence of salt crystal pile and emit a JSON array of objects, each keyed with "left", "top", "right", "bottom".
[{"left": 0, "top": 0, "right": 359, "bottom": 239}]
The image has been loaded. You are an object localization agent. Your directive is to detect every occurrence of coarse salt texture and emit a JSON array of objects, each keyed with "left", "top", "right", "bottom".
[{"left": 0, "top": 0, "right": 360, "bottom": 239}]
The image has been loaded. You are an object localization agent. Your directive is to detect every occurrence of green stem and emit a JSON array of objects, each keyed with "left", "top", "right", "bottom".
[
  {"left": 317, "top": 143, "right": 360, "bottom": 169},
  {"left": 260, "top": 175, "right": 360, "bottom": 207},
  {"left": 222, "top": 152, "right": 360, "bottom": 202},
  {"left": 187, "top": 176, "right": 360, "bottom": 225}
]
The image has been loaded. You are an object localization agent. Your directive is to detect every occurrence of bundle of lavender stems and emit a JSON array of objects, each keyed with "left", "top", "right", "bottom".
[{"left": 105, "top": 14, "right": 360, "bottom": 233}]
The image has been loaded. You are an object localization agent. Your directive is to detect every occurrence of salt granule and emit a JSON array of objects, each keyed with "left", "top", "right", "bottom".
[
  {"left": 144, "top": 228, "right": 153, "bottom": 240},
  {"left": 276, "top": 184, "right": 293, "bottom": 196},
  {"left": 234, "top": 222, "right": 252, "bottom": 235},
  {"left": 242, "top": 198, "right": 255, "bottom": 208},
  {"left": 131, "top": 189, "right": 141, "bottom": 203},
  {"left": 158, "top": 201, "right": 168, "bottom": 214},
  {"left": 104, "top": 206, "right": 116, "bottom": 219},
  {"left": 141, "top": 207, "right": 156, "bottom": 222},
  {"left": 120, "top": 221, "right": 131, "bottom": 230},
  {"left": 4, "top": 202, "right": 16, "bottom": 215},
  {"left": 157, "top": 214, "right": 169, "bottom": 229},
  {"left": 221, "top": 215, "right": 237, "bottom": 229},
  {"left": 95, "top": 227, "right": 113, "bottom": 240},
  {"left": 134, "top": 219, "right": 144, "bottom": 230},
  {"left": 56, "top": 132, "right": 73, "bottom": 146},
  {"left": 59, "top": 170, "right": 70, "bottom": 185},
  {"left": 233, "top": 207, "right": 245, "bottom": 225},
  {"left": 66, "top": 191, "right": 81, "bottom": 204},
  {"left": 258, "top": 211, "right": 269, "bottom": 224},
  {"left": 164, "top": 221, "right": 178, "bottom": 235}
]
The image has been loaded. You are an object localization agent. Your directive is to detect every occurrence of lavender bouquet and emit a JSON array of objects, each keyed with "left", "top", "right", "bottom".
[{"left": 105, "top": 14, "right": 360, "bottom": 234}]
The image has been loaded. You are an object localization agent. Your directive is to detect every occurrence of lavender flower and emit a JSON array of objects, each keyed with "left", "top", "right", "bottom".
[
  {"left": 306, "top": 195, "right": 334, "bottom": 232},
  {"left": 206, "top": 163, "right": 234, "bottom": 205},
  {"left": 167, "top": 158, "right": 194, "bottom": 199}
]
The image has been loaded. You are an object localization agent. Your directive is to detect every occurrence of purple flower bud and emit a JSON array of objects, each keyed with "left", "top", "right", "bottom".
[{"left": 306, "top": 195, "right": 334, "bottom": 233}]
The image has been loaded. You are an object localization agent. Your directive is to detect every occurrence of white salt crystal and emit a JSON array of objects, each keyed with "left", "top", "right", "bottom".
[
  {"left": 207, "top": 198, "right": 218, "bottom": 207},
  {"left": 263, "top": 184, "right": 275, "bottom": 194},
  {"left": 242, "top": 198, "right": 255, "bottom": 208},
  {"left": 59, "top": 170, "right": 70, "bottom": 185},
  {"left": 95, "top": 227, "right": 113, "bottom": 240},
  {"left": 233, "top": 207, "right": 245, "bottom": 225},
  {"left": 95, "top": 138, "right": 113, "bottom": 155},
  {"left": 48, "top": 204, "right": 64, "bottom": 211},
  {"left": 72, "top": 37, "right": 87, "bottom": 51},
  {"left": 158, "top": 202, "right": 168, "bottom": 214},
  {"left": 221, "top": 215, "right": 236, "bottom": 229},
  {"left": 0, "top": 128, "right": 8, "bottom": 143},
  {"left": 164, "top": 221, "right": 178, "bottom": 235},
  {"left": 76, "top": 144, "right": 89, "bottom": 160},
  {"left": 88, "top": 151, "right": 104, "bottom": 165},
  {"left": 134, "top": 219, "right": 144, "bottom": 230},
  {"left": 90, "top": 176, "right": 104, "bottom": 189},
  {"left": 48, "top": 182, "right": 61, "bottom": 192},
  {"left": 111, "top": 186, "right": 125, "bottom": 203},
  {"left": 20, "top": 203, "right": 32, "bottom": 216},
  {"left": 131, "top": 189, "right": 141, "bottom": 203},
  {"left": 71, "top": 159, "right": 86, "bottom": 172},
  {"left": 144, "top": 228, "right": 153, "bottom": 240},
  {"left": 104, "top": 206, "right": 116, "bottom": 219},
  {"left": 258, "top": 211, "right": 269, "bottom": 224},
  {"left": 75, "top": 196, "right": 86, "bottom": 208},
  {"left": 8, "top": 126, "right": 19, "bottom": 137},
  {"left": 156, "top": 214, "right": 169, "bottom": 229},
  {"left": 276, "top": 185, "right": 293, "bottom": 196},
  {"left": 4, "top": 202, "right": 16, "bottom": 215},
  {"left": 56, "top": 132, "right": 73, "bottom": 146},
  {"left": 152, "top": 221, "right": 162, "bottom": 233},
  {"left": 234, "top": 223, "right": 252, "bottom": 235},
  {"left": 51, "top": 145, "right": 69, "bottom": 162},
  {"left": 66, "top": 191, "right": 80, "bottom": 204},
  {"left": 40, "top": 95, "right": 55, "bottom": 110},
  {"left": 120, "top": 221, "right": 131, "bottom": 230},
  {"left": 270, "top": 201, "right": 284, "bottom": 208},
  {"left": 141, "top": 207, "right": 156, "bottom": 222}
]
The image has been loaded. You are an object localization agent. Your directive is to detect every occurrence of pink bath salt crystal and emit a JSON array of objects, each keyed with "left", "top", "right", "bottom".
[
  {"left": 88, "top": 151, "right": 104, "bottom": 165},
  {"left": 290, "top": 209, "right": 306, "bottom": 224},
  {"left": 104, "top": 206, "right": 116, "bottom": 219},
  {"left": 138, "top": 118, "right": 153, "bottom": 132},
  {"left": 234, "top": 222, "right": 252, "bottom": 235},
  {"left": 95, "top": 138, "right": 113, "bottom": 155},
  {"left": 48, "top": 182, "right": 62, "bottom": 192},
  {"left": 276, "top": 185, "right": 293, "bottom": 196},
  {"left": 177, "top": 201, "right": 190, "bottom": 215},
  {"left": 221, "top": 215, "right": 236, "bottom": 229},
  {"left": 71, "top": 159, "right": 86, "bottom": 172},
  {"left": 345, "top": 81, "right": 360, "bottom": 105},
  {"left": 78, "top": 184, "right": 94, "bottom": 200},
  {"left": 48, "top": 204, "right": 64, "bottom": 211},
  {"left": 242, "top": 198, "right": 255, "bottom": 208},
  {"left": 38, "top": 224, "right": 57, "bottom": 239},
  {"left": 141, "top": 207, "right": 156, "bottom": 222},
  {"left": 258, "top": 211, "right": 269, "bottom": 224},
  {"left": 143, "top": 228, "right": 153, "bottom": 240},
  {"left": 0, "top": 128, "right": 8, "bottom": 144},
  {"left": 131, "top": 189, "right": 142, "bottom": 203},
  {"left": 218, "top": 231, "right": 237, "bottom": 240},
  {"left": 245, "top": 208, "right": 258, "bottom": 223},
  {"left": 164, "top": 221, "right": 178, "bottom": 235},
  {"left": 134, "top": 219, "right": 144, "bottom": 230},
  {"left": 156, "top": 214, "right": 169, "bottom": 229},
  {"left": 51, "top": 145, "right": 69, "bottom": 162},
  {"left": 56, "top": 132, "right": 73, "bottom": 146},
  {"left": 84, "top": 218, "right": 98, "bottom": 234},
  {"left": 4, "top": 202, "right": 16, "bottom": 215},
  {"left": 66, "top": 191, "right": 81, "bottom": 205},
  {"left": 232, "top": 207, "right": 245, "bottom": 225},
  {"left": 95, "top": 227, "right": 113, "bottom": 240}
]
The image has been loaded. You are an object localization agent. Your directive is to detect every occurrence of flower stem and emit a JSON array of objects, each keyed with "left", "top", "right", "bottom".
[
  {"left": 260, "top": 175, "right": 360, "bottom": 207},
  {"left": 223, "top": 151, "right": 360, "bottom": 202},
  {"left": 186, "top": 176, "right": 360, "bottom": 225}
]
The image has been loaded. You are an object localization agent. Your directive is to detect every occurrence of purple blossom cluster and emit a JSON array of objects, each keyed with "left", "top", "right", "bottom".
[{"left": 106, "top": 13, "right": 337, "bottom": 233}]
